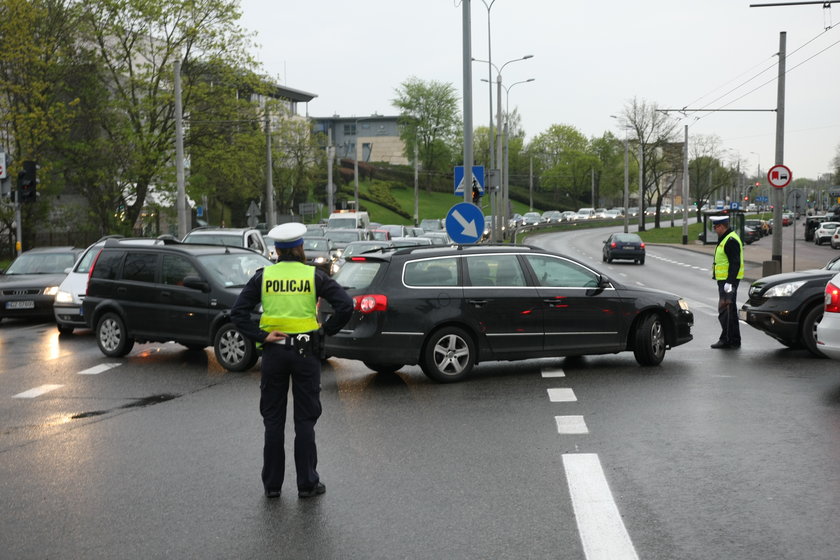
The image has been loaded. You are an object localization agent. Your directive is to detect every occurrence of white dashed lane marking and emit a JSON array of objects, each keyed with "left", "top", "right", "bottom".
[
  {"left": 13, "top": 384, "right": 64, "bottom": 399},
  {"left": 547, "top": 387, "right": 577, "bottom": 402},
  {"left": 78, "top": 364, "right": 121, "bottom": 375},
  {"left": 555, "top": 415, "right": 589, "bottom": 434},
  {"left": 541, "top": 367, "right": 565, "bottom": 378}
]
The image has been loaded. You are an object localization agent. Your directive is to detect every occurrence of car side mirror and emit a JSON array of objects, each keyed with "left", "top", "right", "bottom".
[{"left": 183, "top": 275, "right": 210, "bottom": 292}]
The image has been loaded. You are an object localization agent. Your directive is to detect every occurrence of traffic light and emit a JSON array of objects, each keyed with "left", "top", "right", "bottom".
[{"left": 17, "top": 160, "right": 36, "bottom": 203}]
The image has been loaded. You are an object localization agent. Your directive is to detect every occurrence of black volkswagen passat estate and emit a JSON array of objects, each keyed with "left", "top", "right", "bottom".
[{"left": 320, "top": 244, "right": 693, "bottom": 383}]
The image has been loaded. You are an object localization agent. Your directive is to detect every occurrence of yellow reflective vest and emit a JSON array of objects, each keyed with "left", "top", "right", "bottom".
[
  {"left": 259, "top": 261, "right": 320, "bottom": 334},
  {"left": 714, "top": 230, "right": 744, "bottom": 281}
]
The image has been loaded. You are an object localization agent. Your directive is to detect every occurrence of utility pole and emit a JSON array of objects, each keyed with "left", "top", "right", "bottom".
[
  {"left": 682, "top": 125, "right": 689, "bottom": 244},
  {"left": 265, "top": 108, "right": 275, "bottom": 227},
  {"left": 772, "top": 31, "right": 786, "bottom": 269},
  {"left": 174, "top": 59, "right": 187, "bottom": 238},
  {"left": 327, "top": 129, "right": 334, "bottom": 215},
  {"left": 461, "top": 0, "right": 473, "bottom": 204}
]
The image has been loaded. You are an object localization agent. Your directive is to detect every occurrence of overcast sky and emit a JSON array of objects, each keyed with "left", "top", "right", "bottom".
[{"left": 239, "top": 0, "right": 840, "bottom": 180}]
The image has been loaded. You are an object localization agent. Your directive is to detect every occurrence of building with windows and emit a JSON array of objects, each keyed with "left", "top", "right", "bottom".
[{"left": 312, "top": 114, "right": 408, "bottom": 165}]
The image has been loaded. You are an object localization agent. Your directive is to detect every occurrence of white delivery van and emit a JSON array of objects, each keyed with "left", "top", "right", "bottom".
[{"left": 327, "top": 210, "right": 370, "bottom": 230}]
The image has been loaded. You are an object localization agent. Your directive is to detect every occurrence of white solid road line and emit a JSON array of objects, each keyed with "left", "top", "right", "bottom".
[
  {"left": 78, "top": 363, "right": 121, "bottom": 375},
  {"left": 13, "top": 384, "right": 64, "bottom": 399},
  {"left": 555, "top": 415, "right": 589, "bottom": 434},
  {"left": 563, "top": 453, "right": 640, "bottom": 560},
  {"left": 547, "top": 387, "right": 577, "bottom": 402}
]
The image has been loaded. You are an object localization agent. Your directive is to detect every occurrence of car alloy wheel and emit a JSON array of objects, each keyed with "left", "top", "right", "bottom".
[
  {"left": 96, "top": 312, "right": 135, "bottom": 357},
  {"left": 214, "top": 323, "right": 258, "bottom": 371},
  {"left": 421, "top": 326, "right": 474, "bottom": 383},
  {"left": 633, "top": 314, "right": 666, "bottom": 366}
]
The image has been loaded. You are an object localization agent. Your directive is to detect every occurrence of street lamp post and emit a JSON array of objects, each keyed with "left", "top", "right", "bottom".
[
  {"left": 502, "top": 78, "right": 534, "bottom": 238},
  {"left": 474, "top": 54, "right": 533, "bottom": 242},
  {"left": 610, "top": 115, "right": 631, "bottom": 233}
]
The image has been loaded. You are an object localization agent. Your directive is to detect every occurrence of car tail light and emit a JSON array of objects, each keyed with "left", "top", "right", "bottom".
[
  {"left": 354, "top": 294, "right": 387, "bottom": 314},
  {"left": 85, "top": 249, "right": 104, "bottom": 295},
  {"left": 825, "top": 281, "right": 840, "bottom": 313},
  {"left": 640, "top": 242, "right": 645, "bottom": 248},
  {"left": 610, "top": 242, "right": 617, "bottom": 248}
]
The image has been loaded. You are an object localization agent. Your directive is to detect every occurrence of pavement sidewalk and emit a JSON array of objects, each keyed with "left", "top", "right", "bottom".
[{"left": 655, "top": 239, "right": 828, "bottom": 282}]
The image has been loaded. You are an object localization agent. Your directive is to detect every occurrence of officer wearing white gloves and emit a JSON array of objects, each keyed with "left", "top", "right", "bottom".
[
  {"left": 231, "top": 222, "right": 352, "bottom": 499},
  {"left": 710, "top": 215, "right": 744, "bottom": 349}
]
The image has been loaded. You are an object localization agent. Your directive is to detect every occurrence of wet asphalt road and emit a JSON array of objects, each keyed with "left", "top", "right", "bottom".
[{"left": 1, "top": 226, "right": 839, "bottom": 560}]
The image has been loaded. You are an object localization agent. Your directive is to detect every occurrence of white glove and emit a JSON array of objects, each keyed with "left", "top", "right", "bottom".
[{"left": 723, "top": 283, "right": 733, "bottom": 294}]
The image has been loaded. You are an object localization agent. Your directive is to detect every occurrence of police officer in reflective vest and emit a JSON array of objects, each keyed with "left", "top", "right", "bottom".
[
  {"left": 231, "top": 222, "right": 352, "bottom": 499},
  {"left": 710, "top": 215, "right": 744, "bottom": 349}
]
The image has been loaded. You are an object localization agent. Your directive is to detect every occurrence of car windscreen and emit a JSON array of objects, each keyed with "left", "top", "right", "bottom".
[
  {"left": 6, "top": 252, "right": 77, "bottom": 274},
  {"left": 332, "top": 260, "right": 382, "bottom": 291},
  {"left": 198, "top": 253, "right": 272, "bottom": 288},
  {"left": 304, "top": 239, "right": 328, "bottom": 251}
]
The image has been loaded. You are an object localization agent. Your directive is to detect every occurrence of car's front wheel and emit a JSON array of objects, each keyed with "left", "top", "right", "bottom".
[
  {"left": 421, "top": 326, "right": 475, "bottom": 383},
  {"left": 214, "top": 323, "right": 258, "bottom": 371},
  {"left": 801, "top": 304, "right": 826, "bottom": 358},
  {"left": 57, "top": 324, "right": 74, "bottom": 335},
  {"left": 96, "top": 312, "right": 135, "bottom": 357},
  {"left": 633, "top": 313, "right": 666, "bottom": 366}
]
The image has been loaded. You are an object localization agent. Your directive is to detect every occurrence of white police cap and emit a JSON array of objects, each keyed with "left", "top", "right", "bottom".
[
  {"left": 268, "top": 222, "right": 307, "bottom": 248},
  {"left": 710, "top": 215, "right": 730, "bottom": 224}
]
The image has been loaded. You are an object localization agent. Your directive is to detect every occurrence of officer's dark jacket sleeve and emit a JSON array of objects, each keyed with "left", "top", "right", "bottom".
[
  {"left": 230, "top": 268, "right": 268, "bottom": 344},
  {"left": 723, "top": 234, "right": 742, "bottom": 283},
  {"left": 315, "top": 269, "right": 353, "bottom": 336}
]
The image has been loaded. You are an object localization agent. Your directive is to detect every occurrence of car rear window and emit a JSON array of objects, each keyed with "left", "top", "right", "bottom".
[
  {"left": 90, "top": 251, "right": 125, "bottom": 280},
  {"left": 405, "top": 257, "right": 459, "bottom": 286},
  {"left": 333, "top": 261, "right": 382, "bottom": 291}
]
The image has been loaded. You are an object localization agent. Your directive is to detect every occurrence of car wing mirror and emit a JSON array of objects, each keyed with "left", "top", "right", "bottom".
[
  {"left": 183, "top": 275, "right": 210, "bottom": 292},
  {"left": 587, "top": 274, "right": 609, "bottom": 296}
]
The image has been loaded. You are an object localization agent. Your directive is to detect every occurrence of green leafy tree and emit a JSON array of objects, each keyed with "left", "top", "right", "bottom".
[
  {"left": 528, "top": 124, "right": 599, "bottom": 205},
  {"left": 79, "top": 0, "right": 257, "bottom": 230},
  {"left": 392, "top": 77, "right": 461, "bottom": 189},
  {"left": 0, "top": 0, "right": 84, "bottom": 247}
]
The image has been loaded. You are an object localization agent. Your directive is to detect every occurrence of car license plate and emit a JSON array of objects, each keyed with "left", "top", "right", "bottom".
[
  {"left": 6, "top": 300, "right": 35, "bottom": 310},
  {"left": 623, "top": 245, "right": 636, "bottom": 250},
  {"left": 738, "top": 309, "right": 747, "bottom": 321}
]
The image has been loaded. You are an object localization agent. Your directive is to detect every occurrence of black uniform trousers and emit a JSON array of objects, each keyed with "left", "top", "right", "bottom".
[
  {"left": 717, "top": 279, "right": 741, "bottom": 345},
  {"left": 259, "top": 342, "right": 322, "bottom": 493}
]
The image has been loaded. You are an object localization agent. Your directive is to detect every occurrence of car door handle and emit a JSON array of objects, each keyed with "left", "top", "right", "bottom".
[
  {"left": 160, "top": 290, "right": 171, "bottom": 298},
  {"left": 117, "top": 287, "right": 127, "bottom": 295},
  {"left": 468, "top": 299, "right": 488, "bottom": 308}
]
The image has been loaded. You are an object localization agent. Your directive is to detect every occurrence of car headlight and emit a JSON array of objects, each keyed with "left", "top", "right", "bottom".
[
  {"left": 763, "top": 280, "right": 805, "bottom": 298},
  {"left": 313, "top": 257, "right": 327, "bottom": 264},
  {"left": 678, "top": 299, "right": 690, "bottom": 311},
  {"left": 54, "top": 289, "right": 73, "bottom": 303},
  {"left": 43, "top": 286, "right": 60, "bottom": 297}
]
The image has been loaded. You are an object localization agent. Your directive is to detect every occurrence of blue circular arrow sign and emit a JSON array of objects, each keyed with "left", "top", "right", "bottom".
[{"left": 445, "top": 202, "right": 484, "bottom": 244}]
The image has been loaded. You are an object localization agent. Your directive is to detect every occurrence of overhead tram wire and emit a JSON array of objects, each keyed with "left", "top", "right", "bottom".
[{"left": 685, "top": 24, "right": 839, "bottom": 121}]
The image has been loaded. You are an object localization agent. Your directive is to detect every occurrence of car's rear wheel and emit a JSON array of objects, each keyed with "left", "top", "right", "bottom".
[
  {"left": 639, "top": 257, "right": 645, "bottom": 265},
  {"left": 633, "top": 313, "right": 666, "bottom": 366},
  {"left": 801, "top": 304, "right": 826, "bottom": 358},
  {"left": 96, "top": 312, "right": 134, "bottom": 357},
  {"left": 214, "top": 323, "right": 258, "bottom": 371},
  {"left": 421, "top": 326, "right": 475, "bottom": 383},
  {"left": 363, "top": 362, "right": 403, "bottom": 374}
]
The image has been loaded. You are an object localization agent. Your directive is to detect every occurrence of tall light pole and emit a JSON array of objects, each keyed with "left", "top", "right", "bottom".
[
  {"left": 475, "top": 53, "right": 533, "bottom": 241},
  {"left": 610, "top": 115, "right": 631, "bottom": 233},
  {"left": 502, "top": 78, "right": 534, "bottom": 236}
]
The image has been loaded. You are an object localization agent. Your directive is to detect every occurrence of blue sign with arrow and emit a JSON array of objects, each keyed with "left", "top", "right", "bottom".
[{"left": 445, "top": 202, "right": 484, "bottom": 244}]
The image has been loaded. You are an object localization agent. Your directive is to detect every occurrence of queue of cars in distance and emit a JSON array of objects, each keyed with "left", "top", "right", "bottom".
[
  {"left": 319, "top": 244, "right": 694, "bottom": 383},
  {"left": 1, "top": 246, "right": 83, "bottom": 325},
  {"left": 740, "top": 255, "right": 840, "bottom": 357},
  {"left": 181, "top": 226, "right": 271, "bottom": 259}
]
